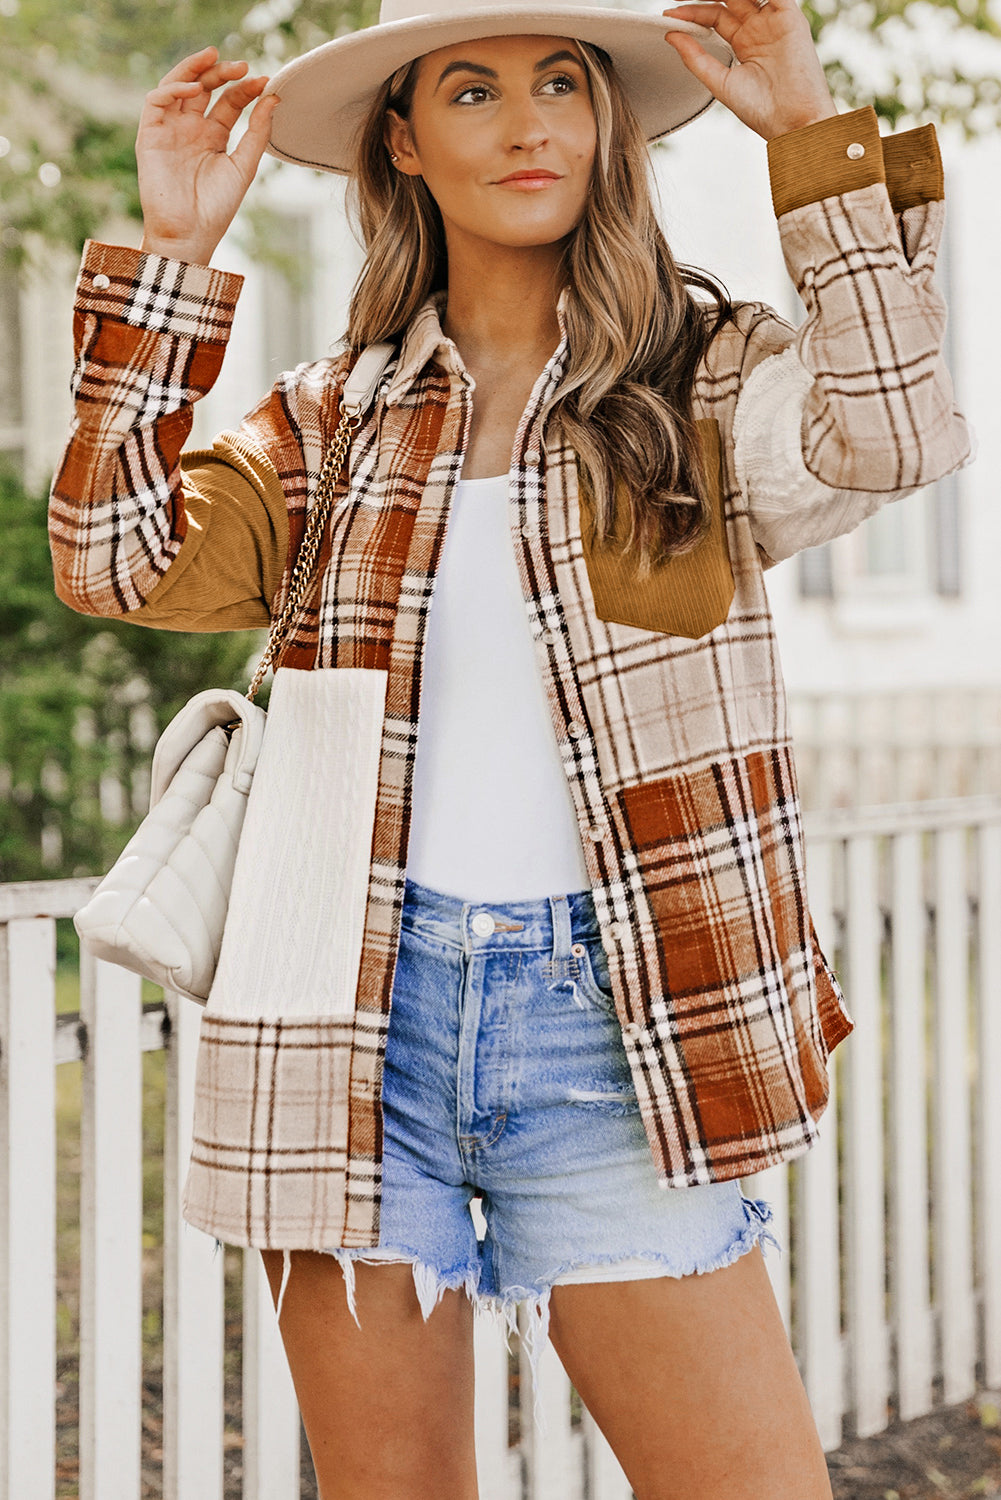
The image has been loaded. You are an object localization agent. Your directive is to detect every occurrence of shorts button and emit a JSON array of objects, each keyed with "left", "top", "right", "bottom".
[
  {"left": 471, "top": 912, "right": 495, "bottom": 937},
  {"left": 571, "top": 942, "right": 586, "bottom": 957},
  {"left": 93, "top": 273, "right": 110, "bottom": 289}
]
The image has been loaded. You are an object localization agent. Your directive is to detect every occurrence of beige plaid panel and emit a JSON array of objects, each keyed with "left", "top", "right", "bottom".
[
  {"left": 546, "top": 440, "right": 788, "bottom": 790},
  {"left": 781, "top": 188, "right": 971, "bottom": 493},
  {"left": 183, "top": 1013, "right": 381, "bottom": 1249}
]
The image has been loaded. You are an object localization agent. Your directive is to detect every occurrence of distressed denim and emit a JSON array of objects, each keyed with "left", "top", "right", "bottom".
[{"left": 278, "top": 876, "right": 780, "bottom": 1433}]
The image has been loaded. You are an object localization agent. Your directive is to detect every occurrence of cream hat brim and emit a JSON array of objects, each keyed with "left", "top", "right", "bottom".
[{"left": 262, "top": 7, "right": 733, "bottom": 175}]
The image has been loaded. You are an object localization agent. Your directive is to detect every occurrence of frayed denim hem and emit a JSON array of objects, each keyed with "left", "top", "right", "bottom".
[
  {"left": 477, "top": 1192, "right": 782, "bottom": 1440},
  {"left": 273, "top": 1242, "right": 482, "bottom": 1328},
  {"left": 261, "top": 1194, "right": 781, "bottom": 1443}
]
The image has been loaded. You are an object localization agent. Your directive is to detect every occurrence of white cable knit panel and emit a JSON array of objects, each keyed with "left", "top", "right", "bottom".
[
  {"left": 733, "top": 345, "right": 911, "bottom": 566},
  {"left": 205, "top": 665, "right": 388, "bottom": 1019}
]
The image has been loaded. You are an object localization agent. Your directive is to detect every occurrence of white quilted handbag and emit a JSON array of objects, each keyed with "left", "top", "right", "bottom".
[{"left": 73, "top": 342, "right": 395, "bottom": 1004}]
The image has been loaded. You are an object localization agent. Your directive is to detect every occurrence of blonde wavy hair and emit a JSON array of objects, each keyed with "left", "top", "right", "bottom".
[{"left": 345, "top": 40, "right": 732, "bottom": 572}]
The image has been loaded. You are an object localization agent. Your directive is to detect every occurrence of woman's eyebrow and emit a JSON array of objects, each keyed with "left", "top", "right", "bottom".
[{"left": 433, "top": 50, "right": 583, "bottom": 92}]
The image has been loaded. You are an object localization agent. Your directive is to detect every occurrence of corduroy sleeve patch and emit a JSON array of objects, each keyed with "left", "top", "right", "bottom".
[
  {"left": 768, "top": 106, "right": 884, "bottom": 218},
  {"left": 883, "top": 123, "right": 944, "bottom": 211},
  {"left": 127, "top": 434, "right": 289, "bottom": 632}
]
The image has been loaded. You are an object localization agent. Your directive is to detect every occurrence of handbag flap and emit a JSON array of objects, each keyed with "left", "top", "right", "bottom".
[{"left": 150, "top": 689, "right": 267, "bottom": 807}]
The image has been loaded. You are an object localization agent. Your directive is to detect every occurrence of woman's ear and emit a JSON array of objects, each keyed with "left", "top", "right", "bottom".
[{"left": 385, "top": 109, "right": 421, "bottom": 175}]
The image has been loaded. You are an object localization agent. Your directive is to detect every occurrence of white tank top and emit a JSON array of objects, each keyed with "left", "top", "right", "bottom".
[{"left": 406, "top": 473, "right": 591, "bottom": 902}]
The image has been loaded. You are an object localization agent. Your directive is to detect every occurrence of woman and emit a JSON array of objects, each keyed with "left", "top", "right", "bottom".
[{"left": 49, "top": 0, "right": 971, "bottom": 1494}]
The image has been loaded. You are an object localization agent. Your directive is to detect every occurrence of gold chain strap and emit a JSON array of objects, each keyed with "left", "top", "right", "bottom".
[{"left": 246, "top": 400, "right": 362, "bottom": 703}]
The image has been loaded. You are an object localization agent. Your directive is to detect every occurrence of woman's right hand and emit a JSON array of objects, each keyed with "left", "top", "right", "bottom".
[{"left": 136, "top": 46, "right": 279, "bottom": 267}]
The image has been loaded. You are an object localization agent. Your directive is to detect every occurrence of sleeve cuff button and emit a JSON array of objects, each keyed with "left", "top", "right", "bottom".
[
  {"left": 92, "top": 273, "right": 110, "bottom": 289},
  {"left": 846, "top": 142, "right": 866, "bottom": 160}
]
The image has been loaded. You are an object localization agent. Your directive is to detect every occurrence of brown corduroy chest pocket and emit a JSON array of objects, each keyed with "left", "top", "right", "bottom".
[{"left": 578, "top": 419, "right": 734, "bottom": 641}]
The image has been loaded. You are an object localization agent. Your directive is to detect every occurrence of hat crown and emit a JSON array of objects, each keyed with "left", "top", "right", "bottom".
[{"left": 379, "top": 0, "right": 602, "bottom": 25}]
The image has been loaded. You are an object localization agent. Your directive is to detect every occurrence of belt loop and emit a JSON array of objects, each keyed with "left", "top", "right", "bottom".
[{"left": 548, "top": 893, "right": 573, "bottom": 969}]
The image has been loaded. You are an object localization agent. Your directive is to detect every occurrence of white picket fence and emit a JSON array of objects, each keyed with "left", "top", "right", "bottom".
[
  {"left": 1, "top": 794, "right": 1000, "bottom": 1499},
  {"left": 789, "top": 688, "right": 1001, "bottom": 810}
]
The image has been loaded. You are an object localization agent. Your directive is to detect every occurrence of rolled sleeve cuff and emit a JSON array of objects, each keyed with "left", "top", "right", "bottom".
[
  {"left": 768, "top": 107, "right": 884, "bottom": 217},
  {"left": 77, "top": 240, "right": 244, "bottom": 343},
  {"left": 768, "top": 108, "right": 945, "bottom": 219}
]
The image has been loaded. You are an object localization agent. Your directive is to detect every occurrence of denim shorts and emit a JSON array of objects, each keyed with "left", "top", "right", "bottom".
[{"left": 274, "top": 876, "right": 780, "bottom": 1432}]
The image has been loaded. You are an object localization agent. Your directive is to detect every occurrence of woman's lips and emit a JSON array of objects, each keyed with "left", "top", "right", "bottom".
[{"left": 495, "top": 172, "right": 562, "bottom": 189}]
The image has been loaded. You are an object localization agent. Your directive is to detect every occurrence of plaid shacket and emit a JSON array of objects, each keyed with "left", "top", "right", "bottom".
[{"left": 50, "top": 107, "right": 972, "bottom": 1249}]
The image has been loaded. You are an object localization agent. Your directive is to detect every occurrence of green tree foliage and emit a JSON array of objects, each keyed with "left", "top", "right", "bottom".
[
  {"left": 0, "top": 0, "right": 377, "bottom": 267},
  {"left": 804, "top": 0, "right": 1001, "bottom": 132},
  {"left": 0, "top": 466, "right": 260, "bottom": 881}
]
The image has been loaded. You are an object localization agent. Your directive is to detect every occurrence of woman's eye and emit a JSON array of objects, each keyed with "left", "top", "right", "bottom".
[
  {"left": 454, "top": 83, "right": 493, "bottom": 104},
  {"left": 541, "top": 73, "right": 577, "bottom": 95}
]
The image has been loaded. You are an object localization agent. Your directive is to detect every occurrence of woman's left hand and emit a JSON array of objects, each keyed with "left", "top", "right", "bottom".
[{"left": 663, "top": 0, "right": 837, "bottom": 141}]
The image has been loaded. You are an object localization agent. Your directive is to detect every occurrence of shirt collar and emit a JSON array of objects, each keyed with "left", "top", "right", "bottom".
[{"left": 383, "top": 286, "right": 571, "bottom": 407}]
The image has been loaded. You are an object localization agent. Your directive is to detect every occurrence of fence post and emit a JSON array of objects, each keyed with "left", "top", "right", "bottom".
[
  {"left": 0, "top": 917, "right": 57, "bottom": 1500},
  {"left": 162, "top": 993, "right": 225, "bottom": 1500},
  {"left": 889, "top": 831, "right": 934, "bottom": 1422},
  {"left": 978, "top": 822, "right": 1001, "bottom": 1389},
  {"left": 933, "top": 829, "right": 977, "bottom": 1405},
  {"left": 79, "top": 953, "right": 144, "bottom": 1500},
  {"left": 844, "top": 834, "right": 891, "bottom": 1437},
  {"left": 241, "top": 1248, "right": 301, "bottom": 1500}
]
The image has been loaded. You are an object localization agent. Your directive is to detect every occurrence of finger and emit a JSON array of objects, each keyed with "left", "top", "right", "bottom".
[
  {"left": 178, "top": 60, "right": 253, "bottom": 115},
  {"left": 665, "top": 4, "right": 742, "bottom": 44},
  {"left": 663, "top": 30, "right": 735, "bottom": 98},
  {"left": 229, "top": 93, "right": 280, "bottom": 181},
  {"left": 144, "top": 81, "right": 204, "bottom": 114},
  {"left": 205, "top": 74, "right": 270, "bottom": 133},
  {"left": 158, "top": 46, "right": 221, "bottom": 88}
]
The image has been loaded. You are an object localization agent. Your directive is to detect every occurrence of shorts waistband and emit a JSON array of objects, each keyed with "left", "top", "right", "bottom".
[{"left": 401, "top": 876, "right": 601, "bottom": 958}]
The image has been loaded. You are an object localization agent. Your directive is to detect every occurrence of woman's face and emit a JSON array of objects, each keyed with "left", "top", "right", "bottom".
[{"left": 385, "top": 34, "right": 597, "bottom": 253}]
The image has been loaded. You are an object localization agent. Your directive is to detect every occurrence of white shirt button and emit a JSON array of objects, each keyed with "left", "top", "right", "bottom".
[
  {"left": 93, "top": 273, "right": 110, "bottom": 289},
  {"left": 471, "top": 912, "right": 495, "bottom": 937},
  {"left": 586, "top": 823, "right": 604, "bottom": 841},
  {"left": 567, "top": 720, "right": 587, "bottom": 740},
  {"left": 541, "top": 630, "right": 557, "bottom": 646},
  {"left": 846, "top": 142, "right": 865, "bottom": 160},
  {"left": 622, "top": 1021, "right": 643, "bottom": 1040},
  {"left": 521, "top": 523, "right": 539, "bottom": 539},
  {"left": 525, "top": 448, "right": 540, "bottom": 465}
]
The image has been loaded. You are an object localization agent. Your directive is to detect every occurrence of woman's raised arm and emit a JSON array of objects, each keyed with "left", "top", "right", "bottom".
[{"left": 137, "top": 46, "right": 279, "bottom": 266}]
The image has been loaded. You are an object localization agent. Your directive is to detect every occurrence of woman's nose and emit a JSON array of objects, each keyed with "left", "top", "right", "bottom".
[{"left": 504, "top": 97, "right": 549, "bottom": 151}]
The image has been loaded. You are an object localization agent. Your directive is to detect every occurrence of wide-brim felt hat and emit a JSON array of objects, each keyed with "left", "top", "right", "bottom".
[{"left": 262, "top": 0, "right": 734, "bottom": 175}]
